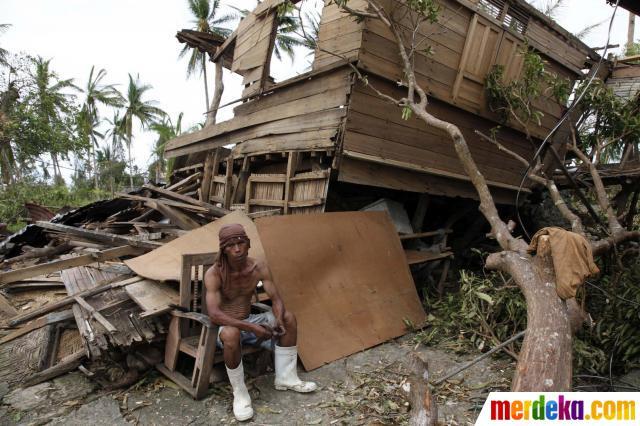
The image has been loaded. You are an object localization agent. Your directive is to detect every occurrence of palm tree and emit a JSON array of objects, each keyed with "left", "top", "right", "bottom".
[
  {"left": 81, "top": 66, "right": 124, "bottom": 189},
  {"left": 105, "top": 111, "right": 125, "bottom": 160},
  {"left": 150, "top": 112, "right": 183, "bottom": 182},
  {"left": 0, "top": 24, "right": 11, "bottom": 66},
  {"left": 30, "top": 56, "right": 80, "bottom": 183},
  {"left": 179, "top": 0, "right": 234, "bottom": 112},
  {"left": 120, "top": 74, "right": 164, "bottom": 188}
]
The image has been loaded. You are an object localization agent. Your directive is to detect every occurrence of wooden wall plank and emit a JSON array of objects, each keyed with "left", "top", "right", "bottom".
[
  {"left": 344, "top": 76, "right": 535, "bottom": 189},
  {"left": 166, "top": 70, "right": 351, "bottom": 154}
]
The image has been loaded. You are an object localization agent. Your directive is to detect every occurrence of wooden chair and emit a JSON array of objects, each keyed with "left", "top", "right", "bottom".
[{"left": 156, "top": 252, "right": 269, "bottom": 399}]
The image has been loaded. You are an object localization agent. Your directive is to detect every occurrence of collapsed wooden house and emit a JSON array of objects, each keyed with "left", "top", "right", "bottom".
[{"left": 166, "top": 0, "right": 598, "bottom": 217}]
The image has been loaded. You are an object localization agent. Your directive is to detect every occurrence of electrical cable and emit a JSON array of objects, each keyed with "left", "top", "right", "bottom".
[{"left": 514, "top": 0, "right": 621, "bottom": 240}]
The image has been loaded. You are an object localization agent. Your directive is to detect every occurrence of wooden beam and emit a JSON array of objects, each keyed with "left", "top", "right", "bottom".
[
  {"left": 36, "top": 222, "right": 162, "bottom": 250},
  {"left": 200, "top": 150, "right": 216, "bottom": 203},
  {"left": 0, "top": 246, "right": 142, "bottom": 286},
  {"left": 144, "top": 200, "right": 201, "bottom": 231},
  {"left": 283, "top": 151, "right": 300, "bottom": 215},
  {"left": 411, "top": 194, "right": 430, "bottom": 233},
  {"left": 117, "top": 193, "right": 209, "bottom": 213},
  {"left": 8, "top": 276, "right": 143, "bottom": 327},
  {"left": 73, "top": 295, "right": 118, "bottom": 333},
  {"left": 167, "top": 172, "right": 202, "bottom": 191},
  {"left": 400, "top": 230, "right": 452, "bottom": 240},
  {"left": 143, "top": 184, "right": 229, "bottom": 217},
  {"left": 232, "top": 156, "right": 250, "bottom": 204},
  {"left": 224, "top": 156, "right": 234, "bottom": 209},
  {"left": 23, "top": 350, "right": 85, "bottom": 387}
]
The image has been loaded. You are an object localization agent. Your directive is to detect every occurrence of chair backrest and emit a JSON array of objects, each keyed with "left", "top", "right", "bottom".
[{"left": 180, "top": 252, "right": 216, "bottom": 318}]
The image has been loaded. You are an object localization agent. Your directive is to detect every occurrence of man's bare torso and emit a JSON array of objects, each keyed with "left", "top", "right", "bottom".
[{"left": 213, "top": 257, "right": 262, "bottom": 320}]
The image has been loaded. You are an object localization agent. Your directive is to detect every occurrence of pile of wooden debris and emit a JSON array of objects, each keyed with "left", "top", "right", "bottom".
[{"left": 0, "top": 166, "right": 271, "bottom": 391}]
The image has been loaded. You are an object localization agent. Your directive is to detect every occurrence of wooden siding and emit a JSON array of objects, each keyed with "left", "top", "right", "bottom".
[
  {"left": 312, "top": 0, "right": 366, "bottom": 70},
  {"left": 353, "top": 0, "right": 585, "bottom": 140},
  {"left": 524, "top": 19, "right": 588, "bottom": 74},
  {"left": 231, "top": 0, "right": 279, "bottom": 97},
  {"left": 342, "top": 76, "right": 534, "bottom": 191},
  {"left": 338, "top": 157, "right": 520, "bottom": 204},
  {"left": 165, "top": 67, "right": 352, "bottom": 158}
]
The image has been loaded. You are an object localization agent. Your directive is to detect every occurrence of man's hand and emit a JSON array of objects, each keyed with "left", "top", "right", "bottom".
[
  {"left": 252, "top": 324, "right": 273, "bottom": 340},
  {"left": 275, "top": 317, "right": 286, "bottom": 337}
]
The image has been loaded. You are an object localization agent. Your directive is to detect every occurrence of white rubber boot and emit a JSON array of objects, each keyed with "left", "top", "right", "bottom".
[
  {"left": 274, "top": 345, "right": 317, "bottom": 393},
  {"left": 226, "top": 361, "right": 254, "bottom": 421}
]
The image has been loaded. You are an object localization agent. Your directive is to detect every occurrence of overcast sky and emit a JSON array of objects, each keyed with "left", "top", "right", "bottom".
[{"left": 0, "top": 0, "right": 636, "bottom": 181}]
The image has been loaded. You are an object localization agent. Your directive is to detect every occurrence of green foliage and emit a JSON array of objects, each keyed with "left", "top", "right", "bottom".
[
  {"left": 623, "top": 41, "right": 640, "bottom": 58},
  {"left": 406, "top": 0, "right": 440, "bottom": 23},
  {"left": 0, "top": 180, "right": 109, "bottom": 230},
  {"left": 120, "top": 73, "right": 165, "bottom": 187},
  {"left": 401, "top": 105, "right": 412, "bottom": 121},
  {"left": 575, "top": 79, "right": 640, "bottom": 163},
  {"left": 485, "top": 46, "right": 571, "bottom": 134},
  {"left": 575, "top": 262, "right": 640, "bottom": 374},
  {"left": 417, "top": 270, "right": 527, "bottom": 354},
  {"left": 148, "top": 112, "right": 183, "bottom": 182},
  {"left": 0, "top": 24, "right": 10, "bottom": 66}
]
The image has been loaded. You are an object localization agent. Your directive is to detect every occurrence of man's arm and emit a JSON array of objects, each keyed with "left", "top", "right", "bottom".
[
  {"left": 204, "top": 266, "right": 271, "bottom": 338},
  {"left": 258, "top": 261, "right": 286, "bottom": 334}
]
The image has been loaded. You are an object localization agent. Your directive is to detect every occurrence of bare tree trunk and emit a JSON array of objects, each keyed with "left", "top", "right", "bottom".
[
  {"left": 0, "top": 141, "right": 14, "bottom": 185},
  {"left": 409, "top": 353, "right": 437, "bottom": 426},
  {"left": 202, "top": 54, "right": 210, "bottom": 115},
  {"left": 628, "top": 12, "right": 636, "bottom": 53},
  {"left": 205, "top": 60, "right": 224, "bottom": 127},
  {"left": 127, "top": 144, "right": 134, "bottom": 189},
  {"left": 92, "top": 141, "right": 99, "bottom": 190},
  {"left": 486, "top": 237, "right": 572, "bottom": 391},
  {"left": 51, "top": 153, "right": 61, "bottom": 183}
]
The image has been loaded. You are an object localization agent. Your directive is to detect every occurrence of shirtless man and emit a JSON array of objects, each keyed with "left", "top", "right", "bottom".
[{"left": 204, "top": 223, "right": 317, "bottom": 422}]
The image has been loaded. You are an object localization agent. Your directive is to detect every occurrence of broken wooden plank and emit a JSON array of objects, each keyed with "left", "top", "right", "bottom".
[
  {"left": 2, "top": 241, "right": 73, "bottom": 265},
  {"left": 0, "top": 246, "right": 142, "bottom": 286},
  {"left": 117, "top": 193, "right": 209, "bottom": 213},
  {"left": 144, "top": 184, "right": 229, "bottom": 217},
  {"left": 166, "top": 172, "right": 202, "bottom": 191},
  {"left": 35, "top": 221, "right": 162, "bottom": 250},
  {"left": 0, "top": 309, "right": 74, "bottom": 344},
  {"left": 125, "top": 279, "right": 179, "bottom": 318},
  {"left": 144, "top": 200, "right": 201, "bottom": 230},
  {"left": 73, "top": 295, "right": 118, "bottom": 334},
  {"left": 8, "top": 276, "right": 143, "bottom": 327},
  {"left": 399, "top": 230, "right": 453, "bottom": 240},
  {"left": 404, "top": 250, "right": 453, "bottom": 265},
  {"left": 23, "top": 350, "right": 85, "bottom": 387},
  {"left": 4, "top": 281, "right": 66, "bottom": 292}
]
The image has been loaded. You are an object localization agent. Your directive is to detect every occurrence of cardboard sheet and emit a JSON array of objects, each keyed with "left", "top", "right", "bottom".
[
  {"left": 125, "top": 211, "right": 264, "bottom": 281},
  {"left": 256, "top": 211, "right": 426, "bottom": 370}
]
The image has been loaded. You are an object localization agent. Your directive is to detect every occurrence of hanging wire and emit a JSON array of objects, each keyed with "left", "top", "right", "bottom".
[{"left": 514, "top": 0, "right": 622, "bottom": 240}]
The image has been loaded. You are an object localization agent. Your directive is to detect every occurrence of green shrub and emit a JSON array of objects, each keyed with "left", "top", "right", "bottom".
[{"left": 0, "top": 180, "right": 110, "bottom": 231}]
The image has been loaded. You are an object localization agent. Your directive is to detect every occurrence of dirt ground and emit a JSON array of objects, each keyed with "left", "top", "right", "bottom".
[{"left": 0, "top": 334, "right": 514, "bottom": 425}]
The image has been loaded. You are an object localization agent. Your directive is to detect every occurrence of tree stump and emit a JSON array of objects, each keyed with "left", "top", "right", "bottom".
[{"left": 409, "top": 353, "right": 437, "bottom": 426}]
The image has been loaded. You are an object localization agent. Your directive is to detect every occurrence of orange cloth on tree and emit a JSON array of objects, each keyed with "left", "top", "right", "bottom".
[{"left": 528, "top": 227, "right": 600, "bottom": 299}]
